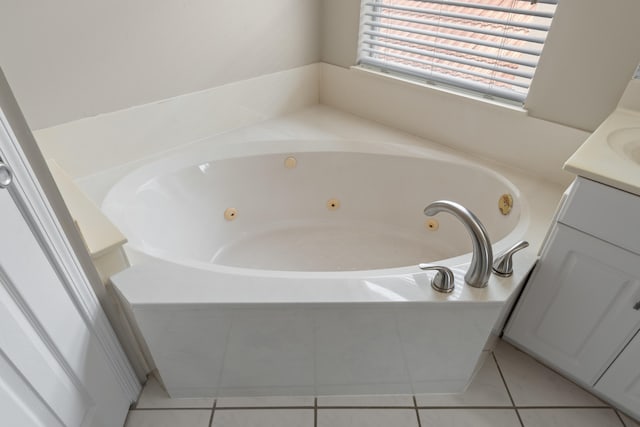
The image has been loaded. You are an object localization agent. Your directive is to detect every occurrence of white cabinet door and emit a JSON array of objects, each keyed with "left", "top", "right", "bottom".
[
  {"left": 595, "top": 331, "right": 640, "bottom": 420},
  {"left": 505, "top": 224, "right": 640, "bottom": 386}
]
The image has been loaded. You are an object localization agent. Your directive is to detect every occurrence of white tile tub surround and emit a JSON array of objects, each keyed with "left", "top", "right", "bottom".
[
  {"left": 113, "top": 284, "right": 522, "bottom": 398},
  {"left": 415, "top": 355, "right": 511, "bottom": 407}
]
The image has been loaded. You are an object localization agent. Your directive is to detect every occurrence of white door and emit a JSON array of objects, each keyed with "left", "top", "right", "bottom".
[
  {"left": 0, "top": 70, "right": 139, "bottom": 427},
  {"left": 0, "top": 182, "right": 131, "bottom": 426}
]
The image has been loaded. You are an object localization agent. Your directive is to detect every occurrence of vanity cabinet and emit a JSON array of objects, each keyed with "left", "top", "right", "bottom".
[
  {"left": 595, "top": 330, "right": 640, "bottom": 418},
  {"left": 505, "top": 177, "right": 640, "bottom": 419}
]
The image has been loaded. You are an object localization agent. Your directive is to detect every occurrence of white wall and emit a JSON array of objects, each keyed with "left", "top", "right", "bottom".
[
  {"left": 525, "top": 0, "right": 640, "bottom": 131},
  {"left": 321, "top": 0, "right": 360, "bottom": 68},
  {"left": 320, "top": 0, "right": 640, "bottom": 133},
  {"left": 0, "top": 0, "right": 320, "bottom": 130}
]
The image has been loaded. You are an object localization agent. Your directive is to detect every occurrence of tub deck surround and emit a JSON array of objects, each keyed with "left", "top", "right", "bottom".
[
  {"left": 105, "top": 135, "right": 540, "bottom": 398},
  {"left": 113, "top": 254, "right": 535, "bottom": 306},
  {"left": 112, "top": 255, "right": 535, "bottom": 398},
  {"left": 46, "top": 159, "right": 126, "bottom": 258}
]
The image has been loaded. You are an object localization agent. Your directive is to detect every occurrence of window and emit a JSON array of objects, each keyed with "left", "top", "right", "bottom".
[{"left": 358, "top": 0, "right": 558, "bottom": 104}]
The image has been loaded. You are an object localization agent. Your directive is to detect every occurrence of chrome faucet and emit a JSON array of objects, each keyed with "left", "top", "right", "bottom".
[
  {"left": 492, "top": 240, "right": 529, "bottom": 277},
  {"left": 424, "top": 200, "right": 493, "bottom": 288}
]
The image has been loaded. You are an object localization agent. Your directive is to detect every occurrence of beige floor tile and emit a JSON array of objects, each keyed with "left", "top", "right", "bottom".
[
  {"left": 136, "top": 376, "right": 214, "bottom": 409},
  {"left": 318, "top": 409, "right": 418, "bottom": 427},
  {"left": 317, "top": 394, "right": 414, "bottom": 407},
  {"left": 124, "top": 410, "right": 211, "bottom": 427},
  {"left": 415, "top": 355, "right": 511, "bottom": 407},
  {"left": 519, "top": 408, "right": 624, "bottom": 427},
  {"left": 216, "top": 395, "right": 314, "bottom": 407},
  {"left": 418, "top": 409, "right": 521, "bottom": 427},
  {"left": 619, "top": 412, "right": 640, "bottom": 427},
  {"left": 494, "top": 340, "right": 605, "bottom": 407},
  {"left": 211, "top": 409, "right": 313, "bottom": 427}
]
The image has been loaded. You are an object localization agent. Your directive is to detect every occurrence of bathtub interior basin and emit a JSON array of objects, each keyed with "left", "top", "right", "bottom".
[{"left": 103, "top": 141, "right": 526, "bottom": 273}]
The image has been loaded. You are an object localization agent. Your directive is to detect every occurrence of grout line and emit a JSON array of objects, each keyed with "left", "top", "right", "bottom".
[
  {"left": 615, "top": 410, "right": 632, "bottom": 427},
  {"left": 515, "top": 406, "right": 627, "bottom": 410},
  {"left": 213, "top": 405, "right": 421, "bottom": 410},
  {"left": 315, "top": 406, "right": 416, "bottom": 410},
  {"left": 491, "top": 352, "right": 516, "bottom": 406},
  {"left": 208, "top": 399, "right": 216, "bottom": 427},
  {"left": 413, "top": 396, "right": 422, "bottom": 427},
  {"left": 215, "top": 406, "right": 316, "bottom": 410},
  {"left": 415, "top": 405, "right": 620, "bottom": 410},
  {"left": 128, "top": 404, "right": 625, "bottom": 411},
  {"left": 492, "top": 351, "right": 525, "bottom": 427},
  {"left": 129, "top": 407, "right": 215, "bottom": 411},
  {"left": 416, "top": 406, "right": 515, "bottom": 410},
  {"left": 314, "top": 397, "right": 318, "bottom": 427},
  {"left": 615, "top": 409, "right": 628, "bottom": 427}
]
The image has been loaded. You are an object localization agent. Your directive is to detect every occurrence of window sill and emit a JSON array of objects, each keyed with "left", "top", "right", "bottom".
[{"left": 349, "top": 65, "right": 529, "bottom": 115}]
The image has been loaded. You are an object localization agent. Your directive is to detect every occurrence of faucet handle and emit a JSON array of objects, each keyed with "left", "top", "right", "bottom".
[
  {"left": 419, "top": 264, "right": 455, "bottom": 293},
  {"left": 492, "top": 240, "right": 529, "bottom": 277}
]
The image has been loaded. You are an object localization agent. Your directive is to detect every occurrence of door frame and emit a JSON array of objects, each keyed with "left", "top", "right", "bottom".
[{"left": 0, "top": 69, "right": 140, "bottom": 402}]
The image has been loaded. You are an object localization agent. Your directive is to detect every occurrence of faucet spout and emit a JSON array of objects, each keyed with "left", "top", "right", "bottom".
[{"left": 424, "top": 200, "right": 493, "bottom": 288}]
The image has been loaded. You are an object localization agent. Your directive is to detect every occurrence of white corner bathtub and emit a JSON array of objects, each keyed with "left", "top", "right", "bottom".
[{"left": 106, "top": 139, "right": 532, "bottom": 398}]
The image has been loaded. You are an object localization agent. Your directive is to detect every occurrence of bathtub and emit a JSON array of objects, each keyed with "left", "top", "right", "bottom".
[{"left": 106, "top": 139, "right": 532, "bottom": 398}]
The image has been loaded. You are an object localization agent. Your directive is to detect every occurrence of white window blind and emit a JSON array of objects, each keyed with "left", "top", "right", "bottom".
[{"left": 358, "top": 0, "right": 558, "bottom": 103}]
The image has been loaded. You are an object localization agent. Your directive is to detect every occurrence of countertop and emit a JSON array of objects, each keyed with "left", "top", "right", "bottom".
[{"left": 564, "top": 108, "right": 640, "bottom": 196}]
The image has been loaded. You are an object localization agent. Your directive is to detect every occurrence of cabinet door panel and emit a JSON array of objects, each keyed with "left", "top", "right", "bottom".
[
  {"left": 595, "top": 331, "right": 640, "bottom": 420},
  {"left": 505, "top": 224, "right": 640, "bottom": 385}
]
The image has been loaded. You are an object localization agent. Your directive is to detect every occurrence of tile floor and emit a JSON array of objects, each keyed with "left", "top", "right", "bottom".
[{"left": 124, "top": 340, "right": 639, "bottom": 427}]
